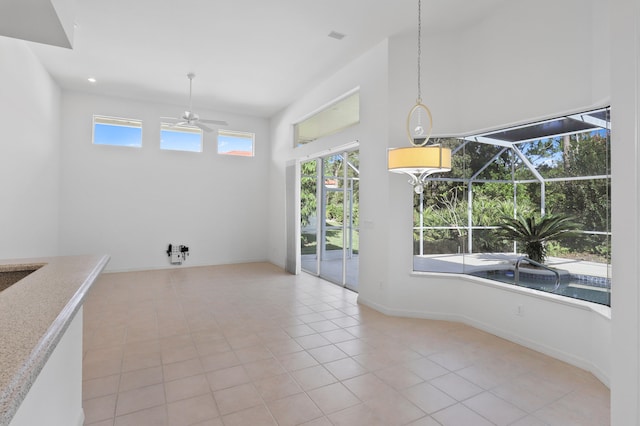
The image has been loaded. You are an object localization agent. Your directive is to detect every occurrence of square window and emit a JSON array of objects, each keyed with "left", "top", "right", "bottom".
[
  {"left": 218, "top": 130, "right": 255, "bottom": 157},
  {"left": 160, "top": 123, "right": 203, "bottom": 152},
  {"left": 93, "top": 115, "right": 142, "bottom": 147}
]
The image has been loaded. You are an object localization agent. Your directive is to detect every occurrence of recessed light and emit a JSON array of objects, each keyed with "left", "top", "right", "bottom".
[
  {"left": 328, "top": 31, "right": 346, "bottom": 40},
  {"left": 87, "top": 77, "right": 97, "bottom": 83}
]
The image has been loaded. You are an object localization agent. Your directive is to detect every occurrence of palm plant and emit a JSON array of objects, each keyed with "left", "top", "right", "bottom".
[{"left": 498, "top": 213, "right": 580, "bottom": 264}]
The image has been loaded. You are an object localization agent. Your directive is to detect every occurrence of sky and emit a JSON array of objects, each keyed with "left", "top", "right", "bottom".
[
  {"left": 217, "top": 133, "right": 253, "bottom": 155},
  {"left": 94, "top": 123, "right": 142, "bottom": 147},
  {"left": 160, "top": 127, "right": 202, "bottom": 152},
  {"left": 94, "top": 121, "right": 254, "bottom": 155}
]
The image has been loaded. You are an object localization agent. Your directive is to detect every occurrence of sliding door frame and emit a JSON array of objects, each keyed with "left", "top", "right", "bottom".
[{"left": 297, "top": 141, "right": 359, "bottom": 288}]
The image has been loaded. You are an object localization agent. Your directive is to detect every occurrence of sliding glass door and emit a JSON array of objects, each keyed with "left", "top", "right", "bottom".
[{"left": 300, "top": 150, "right": 359, "bottom": 291}]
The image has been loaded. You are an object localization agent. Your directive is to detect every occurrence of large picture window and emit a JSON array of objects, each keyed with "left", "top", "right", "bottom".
[{"left": 413, "top": 108, "right": 611, "bottom": 306}]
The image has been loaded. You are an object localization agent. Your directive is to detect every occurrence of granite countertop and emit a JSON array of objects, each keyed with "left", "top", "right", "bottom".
[{"left": 0, "top": 255, "right": 110, "bottom": 425}]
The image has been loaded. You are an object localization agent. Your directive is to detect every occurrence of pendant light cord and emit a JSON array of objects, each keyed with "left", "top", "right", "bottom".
[{"left": 417, "top": 0, "right": 422, "bottom": 104}]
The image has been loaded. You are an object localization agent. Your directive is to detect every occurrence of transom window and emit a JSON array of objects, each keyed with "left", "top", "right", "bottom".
[
  {"left": 294, "top": 90, "right": 360, "bottom": 147},
  {"left": 93, "top": 115, "right": 142, "bottom": 147},
  {"left": 218, "top": 130, "right": 255, "bottom": 157},
  {"left": 160, "top": 123, "right": 203, "bottom": 152}
]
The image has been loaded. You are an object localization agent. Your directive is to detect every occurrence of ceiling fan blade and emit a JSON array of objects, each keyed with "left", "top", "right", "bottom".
[
  {"left": 199, "top": 119, "right": 228, "bottom": 126},
  {"left": 197, "top": 123, "right": 213, "bottom": 133}
]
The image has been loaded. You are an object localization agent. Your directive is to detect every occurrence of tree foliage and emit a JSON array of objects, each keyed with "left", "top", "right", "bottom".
[
  {"left": 415, "top": 130, "right": 610, "bottom": 261},
  {"left": 300, "top": 161, "right": 318, "bottom": 228},
  {"left": 497, "top": 213, "right": 581, "bottom": 263},
  {"left": 300, "top": 153, "right": 360, "bottom": 253}
]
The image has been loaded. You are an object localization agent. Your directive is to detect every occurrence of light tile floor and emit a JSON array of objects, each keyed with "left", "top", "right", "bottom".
[{"left": 82, "top": 263, "right": 610, "bottom": 426}]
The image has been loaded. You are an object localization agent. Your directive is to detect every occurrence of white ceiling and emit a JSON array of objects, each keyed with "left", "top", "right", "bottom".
[{"left": 25, "top": 0, "right": 508, "bottom": 118}]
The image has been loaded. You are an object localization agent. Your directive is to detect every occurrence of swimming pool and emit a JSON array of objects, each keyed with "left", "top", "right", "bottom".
[{"left": 470, "top": 269, "right": 611, "bottom": 306}]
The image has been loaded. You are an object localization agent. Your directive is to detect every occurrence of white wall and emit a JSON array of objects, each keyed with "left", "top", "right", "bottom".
[
  {"left": 610, "top": 0, "right": 640, "bottom": 424},
  {"left": 388, "top": 0, "right": 609, "bottom": 138},
  {"left": 270, "top": 0, "right": 612, "bottom": 386},
  {"left": 9, "top": 308, "right": 84, "bottom": 426},
  {"left": 59, "top": 92, "right": 270, "bottom": 271},
  {"left": 0, "top": 38, "right": 61, "bottom": 259},
  {"left": 453, "top": 0, "right": 603, "bottom": 133}
]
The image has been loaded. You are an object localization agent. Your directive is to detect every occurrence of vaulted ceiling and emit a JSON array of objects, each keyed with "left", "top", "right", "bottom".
[{"left": 16, "top": 0, "right": 508, "bottom": 117}]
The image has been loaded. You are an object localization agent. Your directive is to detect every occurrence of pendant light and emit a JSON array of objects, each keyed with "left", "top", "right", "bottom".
[{"left": 388, "top": 0, "right": 452, "bottom": 193}]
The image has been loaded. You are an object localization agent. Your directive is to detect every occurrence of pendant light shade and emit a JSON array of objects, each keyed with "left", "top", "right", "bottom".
[{"left": 388, "top": 145, "right": 451, "bottom": 175}]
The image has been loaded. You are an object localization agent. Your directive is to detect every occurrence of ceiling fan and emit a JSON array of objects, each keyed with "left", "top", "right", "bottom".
[{"left": 162, "top": 73, "right": 227, "bottom": 133}]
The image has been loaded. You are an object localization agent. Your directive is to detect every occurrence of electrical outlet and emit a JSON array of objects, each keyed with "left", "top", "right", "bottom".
[{"left": 516, "top": 305, "right": 524, "bottom": 316}]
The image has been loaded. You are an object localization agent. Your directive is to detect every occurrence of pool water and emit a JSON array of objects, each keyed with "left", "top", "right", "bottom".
[{"left": 470, "top": 269, "right": 611, "bottom": 306}]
